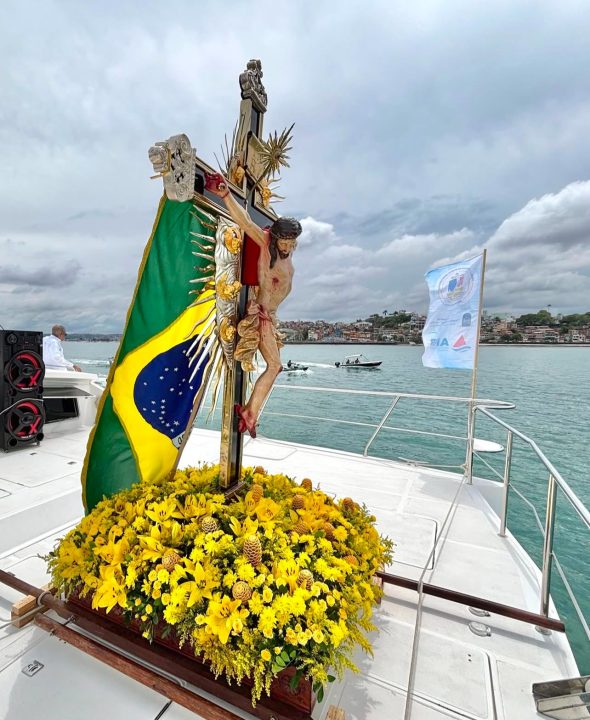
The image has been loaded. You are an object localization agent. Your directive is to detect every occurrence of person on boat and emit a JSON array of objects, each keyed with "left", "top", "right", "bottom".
[
  {"left": 205, "top": 172, "right": 302, "bottom": 438},
  {"left": 287, "top": 360, "right": 292, "bottom": 368},
  {"left": 42, "top": 325, "right": 81, "bottom": 372}
]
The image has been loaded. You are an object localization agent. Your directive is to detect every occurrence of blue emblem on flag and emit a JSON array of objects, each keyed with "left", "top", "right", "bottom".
[{"left": 134, "top": 338, "right": 209, "bottom": 439}]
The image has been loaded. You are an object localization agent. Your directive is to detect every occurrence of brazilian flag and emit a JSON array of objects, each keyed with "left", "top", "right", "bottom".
[{"left": 82, "top": 197, "right": 216, "bottom": 511}]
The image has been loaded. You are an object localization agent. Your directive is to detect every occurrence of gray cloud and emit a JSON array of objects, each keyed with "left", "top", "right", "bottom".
[
  {"left": 1, "top": 1, "right": 590, "bottom": 329},
  {"left": 0, "top": 260, "right": 81, "bottom": 287},
  {"left": 429, "top": 181, "right": 590, "bottom": 315},
  {"left": 490, "top": 182, "right": 590, "bottom": 251}
]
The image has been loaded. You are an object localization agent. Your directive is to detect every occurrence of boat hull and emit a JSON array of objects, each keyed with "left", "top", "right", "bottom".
[{"left": 336, "top": 361, "right": 382, "bottom": 367}]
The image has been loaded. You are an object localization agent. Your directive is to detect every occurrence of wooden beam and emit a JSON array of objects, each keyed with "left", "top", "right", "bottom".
[
  {"left": 10, "top": 583, "right": 52, "bottom": 628},
  {"left": 34, "top": 613, "right": 242, "bottom": 720},
  {"left": 326, "top": 706, "right": 346, "bottom": 720},
  {"left": 377, "top": 571, "right": 565, "bottom": 632}
]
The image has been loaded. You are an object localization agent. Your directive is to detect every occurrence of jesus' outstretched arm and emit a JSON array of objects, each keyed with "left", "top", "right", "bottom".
[{"left": 205, "top": 173, "right": 265, "bottom": 247}]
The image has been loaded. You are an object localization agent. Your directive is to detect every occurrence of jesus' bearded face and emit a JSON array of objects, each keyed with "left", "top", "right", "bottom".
[{"left": 276, "top": 238, "right": 298, "bottom": 258}]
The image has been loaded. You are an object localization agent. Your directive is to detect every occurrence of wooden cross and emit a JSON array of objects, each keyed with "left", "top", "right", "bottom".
[
  {"left": 150, "top": 60, "right": 283, "bottom": 491},
  {"left": 192, "top": 60, "right": 277, "bottom": 491}
]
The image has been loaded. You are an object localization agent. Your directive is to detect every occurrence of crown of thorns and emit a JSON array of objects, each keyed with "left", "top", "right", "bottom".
[{"left": 270, "top": 217, "right": 302, "bottom": 240}]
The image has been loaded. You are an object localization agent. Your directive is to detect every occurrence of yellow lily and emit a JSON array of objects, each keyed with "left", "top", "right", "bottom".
[
  {"left": 205, "top": 595, "right": 249, "bottom": 644},
  {"left": 177, "top": 560, "right": 219, "bottom": 607},
  {"left": 92, "top": 566, "right": 127, "bottom": 613},
  {"left": 275, "top": 558, "right": 300, "bottom": 594},
  {"left": 145, "top": 498, "right": 178, "bottom": 525}
]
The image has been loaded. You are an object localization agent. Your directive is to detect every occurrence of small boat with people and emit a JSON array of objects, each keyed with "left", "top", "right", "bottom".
[
  {"left": 282, "top": 360, "right": 308, "bottom": 372},
  {"left": 335, "top": 353, "right": 382, "bottom": 368}
]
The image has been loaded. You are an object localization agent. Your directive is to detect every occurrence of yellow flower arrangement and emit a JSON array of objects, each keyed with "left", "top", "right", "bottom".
[{"left": 47, "top": 465, "right": 393, "bottom": 704}]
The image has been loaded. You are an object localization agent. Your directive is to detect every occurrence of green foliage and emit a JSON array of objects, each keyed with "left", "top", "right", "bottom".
[
  {"left": 365, "top": 311, "right": 412, "bottom": 328},
  {"left": 560, "top": 312, "right": 590, "bottom": 326},
  {"left": 516, "top": 310, "right": 554, "bottom": 326},
  {"left": 499, "top": 332, "right": 523, "bottom": 343}
]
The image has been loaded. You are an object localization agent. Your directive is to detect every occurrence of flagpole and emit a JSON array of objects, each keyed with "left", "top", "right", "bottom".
[{"left": 465, "top": 249, "right": 487, "bottom": 483}]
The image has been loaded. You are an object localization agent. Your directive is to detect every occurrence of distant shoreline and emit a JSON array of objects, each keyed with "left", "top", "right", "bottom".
[
  {"left": 66, "top": 339, "right": 590, "bottom": 348},
  {"left": 282, "top": 341, "right": 590, "bottom": 348}
]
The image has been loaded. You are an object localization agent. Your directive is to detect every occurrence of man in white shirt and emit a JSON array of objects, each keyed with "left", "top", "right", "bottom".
[{"left": 42, "top": 325, "right": 81, "bottom": 372}]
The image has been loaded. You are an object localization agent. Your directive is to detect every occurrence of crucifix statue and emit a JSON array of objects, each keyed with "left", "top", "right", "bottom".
[
  {"left": 148, "top": 59, "right": 300, "bottom": 491},
  {"left": 204, "top": 172, "right": 301, "bottom": 438}
]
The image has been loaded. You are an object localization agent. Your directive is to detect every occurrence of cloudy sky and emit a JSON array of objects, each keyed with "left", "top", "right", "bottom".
[{"left": 2, "top": 1, "right": 590, "bottom": 331}]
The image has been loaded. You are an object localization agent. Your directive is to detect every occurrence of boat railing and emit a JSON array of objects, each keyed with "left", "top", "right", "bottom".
[
  {"left": 258, "top": 383, "right": 590, "bottom": 641},
  {"left": 260, "top": 383, "right": 512, "bottom": 456},
  {"left": 473, "top": 405, "right": 590, "bottom": 640}
]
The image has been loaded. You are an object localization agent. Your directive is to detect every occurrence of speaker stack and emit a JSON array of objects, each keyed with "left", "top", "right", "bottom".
[{"left": 0, "top": 330, "right": 45, "bottom": 451}]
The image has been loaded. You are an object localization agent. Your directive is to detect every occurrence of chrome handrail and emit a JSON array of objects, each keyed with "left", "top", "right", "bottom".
[
  {"left": 271, "top": 383, "right": 514, "bottom": 408},
  {"left": 475, "top": 405, "right": 590, "bottom": 624},
  {"left": 475, "top": 406, "right": 590, "bottom": 530},
  {"left": 363, "top": 395, "right": 401, "bottom": 455},
  {"left": 267, "top": 384, "right": 513, "bottom": 460},
  {"left": 257, "top": 385, "right": 590, "bottom": 632}
]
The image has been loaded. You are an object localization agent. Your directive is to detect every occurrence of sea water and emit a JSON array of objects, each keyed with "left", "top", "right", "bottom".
[{"left": 66, "top": 341, "right": 590, "bottom": 670}]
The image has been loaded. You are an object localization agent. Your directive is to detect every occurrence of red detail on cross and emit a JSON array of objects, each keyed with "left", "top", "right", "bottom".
[{"left": 241, "top": 234, "right": 260, "bottom": 286}]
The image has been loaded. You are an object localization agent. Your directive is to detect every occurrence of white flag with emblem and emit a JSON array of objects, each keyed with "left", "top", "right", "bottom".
[{"left": 421, "top": 254, "right": 484, "bottom": 369}]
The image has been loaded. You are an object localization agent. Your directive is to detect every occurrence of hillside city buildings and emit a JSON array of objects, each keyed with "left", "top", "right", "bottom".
[
  {"left": 278, "top": 313, "right": 590, "bottom": 344},
  {"left": 66, "top": 313, "right": 590, "bottom": 345}
]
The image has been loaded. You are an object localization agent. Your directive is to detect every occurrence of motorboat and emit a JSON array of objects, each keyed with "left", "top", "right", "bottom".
[
  {"left": 282, "top": 361, "right": 309, "bottom": 372},
  {"left": 335, "top": 353, "right": 382, "bottom": 368},
  {"left": 1, "top": 365, "right": 589, "bottom": 719}
]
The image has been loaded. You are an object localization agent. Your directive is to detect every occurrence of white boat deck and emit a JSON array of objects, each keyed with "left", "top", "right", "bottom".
[{"left": 0, "top": 425, "right": 578, "bottom": 719}]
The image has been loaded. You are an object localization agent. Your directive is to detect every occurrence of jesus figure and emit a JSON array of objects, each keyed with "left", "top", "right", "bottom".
[{"left": 205, "top": 172, "right": 302, "bottom": 438}]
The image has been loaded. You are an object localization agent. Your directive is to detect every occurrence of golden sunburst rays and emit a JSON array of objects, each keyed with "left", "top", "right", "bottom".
[
  {"left": 183, "top": 202, "right": 226, "bottom": 414},
  {"left": 258, "top": 177, "right": 286, "bottom": 209},
  {"left": 190, "top": 204, "right": 216, "bottom": 227},
  {"left": 217, "top": 121, "right": 295, "bottom": 204},
  {"left": 182, "top": 340, "right": 223, "bottom": 435},
  {"left": 215, "top": 117, "right": 248, "bottom": 188},
  {"left": 186, "top": 226, "right": 233, "bottom": 422},
  {"left": 218, "top": 119, "right": 239, "bottom": 175},
  {"left": 186, "top": 315, "right": 225, "bottom": 419},
  {"left": 249, "top": 123, "right": 294, "bottom": 207},
  {"left": 259, "top": 123, "right": 294, "bottom": 179},
  {"left": 188, "top": 226, "right": 216, "bottom": 299},
  {"left": 206, "top": 350, "right": 226, "bottom": 421}
]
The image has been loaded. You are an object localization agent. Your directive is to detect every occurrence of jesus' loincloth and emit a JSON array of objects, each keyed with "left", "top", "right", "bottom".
[{"left": 234, "top": 300, "right": 284, "bottom": 372}]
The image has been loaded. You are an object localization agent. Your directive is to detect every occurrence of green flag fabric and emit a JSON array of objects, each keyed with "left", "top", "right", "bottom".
[{"left": 82, "top": 196, "right": 217, "bottom": 511}]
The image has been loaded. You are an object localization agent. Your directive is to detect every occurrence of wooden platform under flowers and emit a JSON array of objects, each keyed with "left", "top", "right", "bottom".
[{"left": 68, "top": 590, "right": 315, "bottom": 720}]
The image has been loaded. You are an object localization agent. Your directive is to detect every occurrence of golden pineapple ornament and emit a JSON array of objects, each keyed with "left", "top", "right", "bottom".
[
  {"left": 243, "top": 534, "right": 263, "bottom": 566},
  {"left": 291, "top": 494, "right": 305, "bottom": 510},
  {"left": 297, "top": 569, "right": 314, "bottom": 590},
  {"left": 251, "top": 483, "right": 264, "bottom": 502},
  {"left": 232, "top": 581, "right": 252, "bottom": 601},
  {"left": 301, "top": 478, "right": 313, "bottom": 491},
  {"left": 323, "top": 522, "right": 335, "bottom": 540},
  {"left": 162, "top": 550, "right": 181, "bottom": 571},
  {"left": 293, "top": 520, "right": 308, "bottom": 535},
  {"left": 201, "top": 516, "right": 218, "bottom": 533},
  {"left": 342, "top": 497, "right": 355, "bottom": 512}
]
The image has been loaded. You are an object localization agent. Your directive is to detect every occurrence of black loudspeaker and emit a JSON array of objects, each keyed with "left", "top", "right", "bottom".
[{"left": 0, "top": 330, "right": 45, "bottom": 451}]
